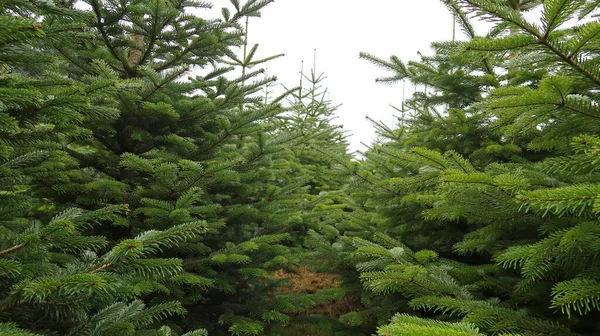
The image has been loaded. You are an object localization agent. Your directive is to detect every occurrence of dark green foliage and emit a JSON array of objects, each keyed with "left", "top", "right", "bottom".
[
  {"left": 266, "top": 63, "right": 362, "bottom": 335},
  {"left": 338, "top": 1, "right": 600, "bottom": 335},
  {"left": 4, "top": 0, "right": 600, "bottom": 335},
  {"left": 1, "top": 0, "right": 351, "bottom": 335}
]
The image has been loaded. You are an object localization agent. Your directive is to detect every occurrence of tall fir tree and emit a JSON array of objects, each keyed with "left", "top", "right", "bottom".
[
  {"left": 1, "top": 2, "right": 210, "bottom": 335},
  {"left": 336, "top": 0, "right": 600, "bottom": 335},
  {"left": 1, "top": 0, "right": 352, "bottom": 334}
]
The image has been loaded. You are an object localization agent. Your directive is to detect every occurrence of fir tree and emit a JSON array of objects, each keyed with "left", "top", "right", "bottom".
[
  {"left": 1, "top": 0, "right": 356, "bottom": 334},
  {"left": 340, "top": 0, "right": 600, "bottom": 335},
  {"left": 265, "top": 58, "right": 365, "bottom": 336},
  {"left": 1, "top": 3, "right": 198, "bottom": 334},
  {"left": 2, "top": 0, "right": 361, "bottom": 333}
]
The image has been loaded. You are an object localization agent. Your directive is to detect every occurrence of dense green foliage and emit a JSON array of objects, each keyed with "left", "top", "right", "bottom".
[
  {"left": 338, "top": 0, "right": 600, "bottom": 335},
  {"left": 2, "top": 0, "right": 600, "bottom": 335},
  {"left": 0, "top": 0, "right": 348, "bottom": 335}
]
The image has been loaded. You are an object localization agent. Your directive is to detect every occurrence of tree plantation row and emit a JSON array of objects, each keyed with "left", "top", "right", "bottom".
[{"left": 2, "top": 0, "right": 600, "bottom": 335}]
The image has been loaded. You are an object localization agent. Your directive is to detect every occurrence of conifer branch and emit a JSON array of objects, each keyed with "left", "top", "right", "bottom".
[
  {"left": 541, "top": 40, "right": 600, "bottom": 86},
  {"left": 0, "top": 299, "right": 26, "bottom": 312},
  {"left": 137, "top": 4, "right": 177, "bottom": 67},
  {"left": 89, "top": 263, "right": 111, "bottom": 274},
  {"left": 63, "top": 147, "right": 120, "bottom": 179},
  {"left": 89, "top": 1, "right": 130, "bottom": 74},
  {"left": 0, "top": 243, "right": 26, "bottom": 255},
  {"left": 313, "top": 147, "right": 397, "bottom": 194},
  {"left": 567, "top": 24, "right": 600, "bottom": 59},
  {"left": 462, "top": 0, "right": 600, "bottom": 86}
]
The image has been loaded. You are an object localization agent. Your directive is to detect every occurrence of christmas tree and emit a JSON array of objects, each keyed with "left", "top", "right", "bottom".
[
  {"left": 1, "top": 0, "right": 350, "bottom": 334},
  {"left": 341, "top": 0, "right": 600, "bottom": 335}
]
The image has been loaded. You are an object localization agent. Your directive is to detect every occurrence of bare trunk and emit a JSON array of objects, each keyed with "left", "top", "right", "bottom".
[{"left": 129, "top": 33, "right": 144, "bottom": 67}]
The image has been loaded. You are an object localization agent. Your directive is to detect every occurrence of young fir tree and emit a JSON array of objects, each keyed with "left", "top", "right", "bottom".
[
  {"left": 200, "top": 19, "right": 353, "bottom": 335},
  {"left": 281, "top": 56, "right": 349, "bottom": 192},
  {"left": 263, "top": 58, "right": 368, "bottom": 336},
  {"left": 337, "top": 1, "right": 600, "bottom": 335}
]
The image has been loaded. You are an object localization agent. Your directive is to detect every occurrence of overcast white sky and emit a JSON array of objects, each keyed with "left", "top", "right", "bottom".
[{"left": 210, "top": 0, "right": 478, "bottom": 152}]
